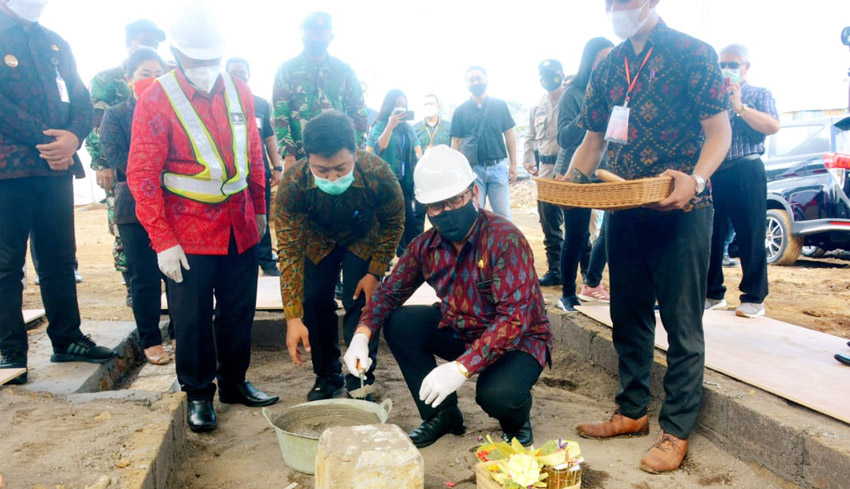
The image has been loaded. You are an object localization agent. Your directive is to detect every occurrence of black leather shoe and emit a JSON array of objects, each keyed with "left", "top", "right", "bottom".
[
  {"left": 836, "top": 353, "right": 850, "bottom": 367},
  {"left": 187, "top": 400, "right": 217, "bottom": 433},
  {"left": 307, "top": 374, "right": 344, "bottom": 401},
  {"left": 220, "top": 380, "right": 279, "bottom": 407},
  {"left": 50, "top": 335, "right": 116, "bottom": 364},
  {"left": 502, "top": 418, "right": 534, "bottom": 447},
  {"left": 408, "top": 406, "right": 466, "bottom": 449},
  {"left": 539, "top": 271, "right": 562, "bottom": 287},
  {"left": 0, "top": 353, "right": 27, "bottom": 385}
]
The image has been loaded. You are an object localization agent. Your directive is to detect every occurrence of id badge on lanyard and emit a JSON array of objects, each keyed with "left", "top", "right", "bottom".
[
  {"left": 604, "top": 47, "right": 653, "bottom": 145},
  {"left": 55, "top": 67, "right": 70, "bottom": 104}
]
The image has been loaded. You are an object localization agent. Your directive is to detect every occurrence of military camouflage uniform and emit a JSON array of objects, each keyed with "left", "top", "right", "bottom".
[
  {"left": 272, "top": 54, "right": 368, "bottom": 159},
  {"left": 86, "top": 64, "right": 130, "bottom": 273}
]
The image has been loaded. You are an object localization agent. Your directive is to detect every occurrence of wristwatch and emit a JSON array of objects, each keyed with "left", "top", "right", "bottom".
[
  {"left": 273, "top": 166, "right": 283, "bottom": 172},
  {"left": 736, "top": 104, "right": 750, "bottom": 116},
  {"left": 692, "top": 174, "right": 706, "bottom": 194}
]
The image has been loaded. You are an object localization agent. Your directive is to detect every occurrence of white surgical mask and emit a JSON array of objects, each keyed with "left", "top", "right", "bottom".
[
  {"left": 8, "top": 0, "right": 48, "bottom": 23},
  {"left": 608, "top": 0, "right": 653, "bottom": 40},
  {"left": 721, "top": 68, "right": 741, "bottom": 85},
  {"left": 423, "top": 105, "right": 439, "bottom": 118},
  {"left": 183, "top": 65, "right": 220, "bottom": 93}
]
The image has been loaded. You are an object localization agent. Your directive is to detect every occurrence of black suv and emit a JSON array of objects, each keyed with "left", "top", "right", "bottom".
[{"left": 760, "top": 116, "right": 850, "bottom": 264}]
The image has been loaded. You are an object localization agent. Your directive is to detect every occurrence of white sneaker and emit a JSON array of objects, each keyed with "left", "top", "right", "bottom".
[
  {"left": 736, "top": 302, "right": 765, "bottom": 318},
  {"left": 704, "top": 298, "right": 727, "bottom": 310}
]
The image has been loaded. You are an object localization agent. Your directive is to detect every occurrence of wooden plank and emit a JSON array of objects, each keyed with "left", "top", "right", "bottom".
[
  {"left": 23, "top": 309, "right": 45, "bottom": 326},
  {"left": 162, "top": 278, "right": 441, "bottom": 311},
  {"left": 575, "top": 305, "right": 850, "bottom": 425},
  {"left": 0, "top": 368, "right": 26, "bottom": 386}
]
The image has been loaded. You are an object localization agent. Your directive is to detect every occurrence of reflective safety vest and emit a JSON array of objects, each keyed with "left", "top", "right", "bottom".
[{"left": 158, "top": 71, "right": 249, "bottom": 204}]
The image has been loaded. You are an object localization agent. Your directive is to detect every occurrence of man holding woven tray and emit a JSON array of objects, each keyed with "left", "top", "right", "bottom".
[
  {"left": 565, "top": 0, "right": 732, "bottom": 474},
  {"left": 344, "top": 146, "right": 552, "bottom": 449}
]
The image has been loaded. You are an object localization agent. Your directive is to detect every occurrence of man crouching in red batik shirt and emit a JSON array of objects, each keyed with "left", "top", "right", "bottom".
[
  {"left": 127, "top": 8, "right": 278, "bottom": 434},
  {"left": 344, "top": 145, "right": 553, "bottom": 449}
]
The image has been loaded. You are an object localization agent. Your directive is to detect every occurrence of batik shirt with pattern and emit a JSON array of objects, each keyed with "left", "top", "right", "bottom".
[
  {"left": 85, "top": 64, "right": 131, "bottom": 170},
  {"left": 577, "top": 20, "right": 729, "bottom": 209},
  {"left": 272, "top": 54, "right": 368, "bottom": 159},
  {"left": 275, "top": 150, "right": 405, "bottom": 320},
  {"left": 360, "top": 210, "right": 552, "bottom": 376}
]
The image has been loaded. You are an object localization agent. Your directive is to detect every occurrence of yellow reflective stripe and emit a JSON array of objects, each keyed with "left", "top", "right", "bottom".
[{"left": 221, "top": 75, "right": 249, "bottom": 195}]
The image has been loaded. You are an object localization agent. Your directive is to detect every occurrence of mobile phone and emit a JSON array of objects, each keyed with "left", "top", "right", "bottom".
[{"left": 393, "top": 108, "right": 414, "bottom": 121}]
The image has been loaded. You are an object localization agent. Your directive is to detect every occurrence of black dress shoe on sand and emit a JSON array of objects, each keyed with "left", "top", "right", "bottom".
[
  {"left": 307, "top": 374, "right": 344, "bottom": 401},
  {"left": 219, "top": 380, "right": 279, "bottom": 407},
  {"left": 0, "top": 353, "right": 27, "bottom": 385},
  {"left": 502, "top": 418, "right": 534, "bottom": 447},
  {"left": 409, "top": 405, "right": 466, "bottom": 448},
  {"left": 188, "top": 400, "right": 217, "bottom": 433},
  {"left": 50, "top": 335, "right": 115, "bottom": 364}
]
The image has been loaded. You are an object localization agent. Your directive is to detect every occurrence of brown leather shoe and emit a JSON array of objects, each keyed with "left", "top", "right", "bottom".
[
  {"left": 639, "top": 430, "right": 688, "bottom": 474},
  {"left": 576, "top": 410, "right": 649, "bottom": 439}
]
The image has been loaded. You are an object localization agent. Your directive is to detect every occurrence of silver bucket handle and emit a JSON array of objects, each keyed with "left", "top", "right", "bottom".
[
  {"left": 262, "top": 407, "right": 276, "bottom": 429},
  {"left": 379, "top": 398, "right": 393, "bottom": 418}
]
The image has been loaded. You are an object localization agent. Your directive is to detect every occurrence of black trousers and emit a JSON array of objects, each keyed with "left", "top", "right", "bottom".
[
  {"left": 165, "top": 235, "right": 257, "bottom": 401},
  {"left": 397, "top": 187, "right": 424, "bottom": 256},
  {"left": 560, "top": 207, "right": 591, "bottom": 298},
  {"left": 707, "top": 160, "right": 768, "bottom": 304},
  {"left": 538, "top": 200, "right": 564, "bottom": 274},
  {"left": 118, "top": 223, "right": 168, "bottom": 349},
  {"left": 585, "top": 212, "right": 609, "bottom": 287},
  {"left": 608, "top": 207, "right": 712, "bottom": 439},
  {"left": 384, "top": 305, "right": 543, "bottom": 431},
  {"left": 303, "top": 246, "right": 380, "bottom": 391},
  {"left": 256, "top": 177, "right": 276, "bottom": 270},
  {"left": 0, "top": 176, "right": 82, "bottom": 356}
]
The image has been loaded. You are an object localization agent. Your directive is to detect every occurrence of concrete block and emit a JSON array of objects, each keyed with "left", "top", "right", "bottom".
[
  {"left": 315, "top": 423, "right": 424, "bottom": 489},
  {"left": 696, "top": 384, "right": 729, "bottom": 440},
  {"left": 552, "top": 313, "right": 594, "bottom": 362},
  {"left": 802, "top": 433, "right": 850, "bottom": 489},
  {"left": 726, "top": 399, "right": 803, "bottom": 482},
  {"left": 589, "top": 333, "right": 619, "bottom": 374}
]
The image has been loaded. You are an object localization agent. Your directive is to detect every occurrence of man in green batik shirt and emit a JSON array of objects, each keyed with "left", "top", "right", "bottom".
[
  {"left": 85, "top": 19, "right": 165, "bottom": 304},
  {"left": 272, "top": 11, "right": 368, "bottom": 170}
]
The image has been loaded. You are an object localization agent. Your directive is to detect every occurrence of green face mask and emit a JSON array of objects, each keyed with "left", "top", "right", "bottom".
[{"left": 312, "top": 166, "right": 355, "bottom": 195}]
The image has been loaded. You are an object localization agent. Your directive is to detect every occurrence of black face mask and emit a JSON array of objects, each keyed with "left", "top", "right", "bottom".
[
  {"left": 540, "top": 73, "right": 563, "bottom": 92},
  {"left": 303, "top": 39, "right": 329, "bottom": 57},
  {"left": 428, "top": 199, "right": 479, "bottom": 243},
  {"left": 468, "top": 83, "right": 487, "bottom": 97}
]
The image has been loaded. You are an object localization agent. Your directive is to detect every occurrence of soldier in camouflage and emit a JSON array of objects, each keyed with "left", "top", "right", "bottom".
[
  {"left": 86, "top": 19, "right": 165, "bottom": 305},
  {"left": 272, "top": 12, "right": 369, "bottom": 170}
]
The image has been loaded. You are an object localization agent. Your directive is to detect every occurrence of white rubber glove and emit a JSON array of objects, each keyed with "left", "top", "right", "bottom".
[
  {"left": 157, "top": 244, "right": 190, "bottom": 283},
  {"left": 343, "top": 332, "right": 372, "bottom": 378},
  {"left": 256, "top": 214, "right": 267, "bottom": 240},
  {"left": 419, "top": 361, "right": 468, "bottom": 408}
]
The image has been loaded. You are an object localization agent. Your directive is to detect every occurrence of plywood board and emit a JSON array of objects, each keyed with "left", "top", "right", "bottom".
[
  {"left": 23, "top": 309, "right": 45, "bottom": 326},
  {"left": 575, "top": 305, "right": 850, "bottom": 425},
  {"left": 0, "top": 368, "right": 26, "bottom": 386},
  {"left": 162, "top": 277, "right": 441, "bottom": 311}
]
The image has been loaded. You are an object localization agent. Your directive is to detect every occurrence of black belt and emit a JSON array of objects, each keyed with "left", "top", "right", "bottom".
[
  {"left": 476, "top": 159, "right": 503, "bottom": 167},
  {"left": 718, "top": 153, "right": 762, "bottom": 172},
  {"left": 539, "top": 154, "right": 557, "bottom": 164}
]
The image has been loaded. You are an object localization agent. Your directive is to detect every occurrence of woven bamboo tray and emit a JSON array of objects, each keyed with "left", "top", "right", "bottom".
[
  {"left": 475, "top": 461, "right": 581, "bottom": 489},
  {"left": 534, "top": 176, "right": 672, "bottom": 211}
]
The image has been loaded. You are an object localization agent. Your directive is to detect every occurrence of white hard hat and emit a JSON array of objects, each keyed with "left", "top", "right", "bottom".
[
  {"left": 169, "top": 6, "right": 225, "bottom": 61},
  {"left": 414, "top": 145, "right": 477, "bottom": 204}
]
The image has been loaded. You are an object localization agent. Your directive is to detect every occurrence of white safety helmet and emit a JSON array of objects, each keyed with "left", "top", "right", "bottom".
[
  {"left": 414, "top": 145, "right": 477, "bottom": 204},
  {"left": 169, "top": 6, "right": 225, "bottom": 60}
]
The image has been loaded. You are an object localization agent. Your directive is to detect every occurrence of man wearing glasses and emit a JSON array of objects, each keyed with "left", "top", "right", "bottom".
[
  {"left": 705, "top": 44, "right": 779, "bottom": 318},
  {"left": 343, "top": 145, "right": 552, "bottom": 449}
]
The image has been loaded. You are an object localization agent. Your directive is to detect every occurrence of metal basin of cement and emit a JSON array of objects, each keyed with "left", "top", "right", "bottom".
[{"left": 263, "top": 398, "right": 392, "bottom": 474}]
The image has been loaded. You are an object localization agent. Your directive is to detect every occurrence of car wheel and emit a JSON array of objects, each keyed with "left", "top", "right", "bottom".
[
  {"left": 765, "top": 209, "right": 803, "bottom": 265},
  {"left": 801, "top": 245, "right": 826, "bottom": 258}
]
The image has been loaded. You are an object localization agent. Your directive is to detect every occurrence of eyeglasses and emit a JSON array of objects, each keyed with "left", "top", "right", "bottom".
[
  {"left": 424, "top": 188, "right": 472, "bottom": 216},
  {"left": 719, "top": 62, "right": 741, "bottom": 69}
]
